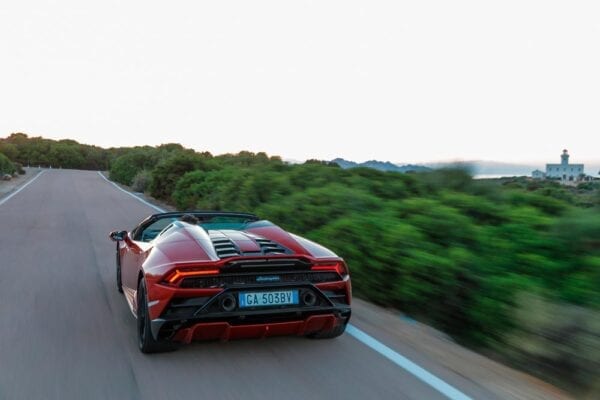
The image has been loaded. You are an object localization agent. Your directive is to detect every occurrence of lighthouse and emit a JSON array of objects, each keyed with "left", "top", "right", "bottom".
[
  {"left": 545, "top": 149, "right": 584, "bottom": 182},
  {"left": 561, "top": 149, "right": 569, "bottom": 165}
]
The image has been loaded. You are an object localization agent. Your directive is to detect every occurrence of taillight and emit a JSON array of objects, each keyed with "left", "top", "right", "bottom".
[
  {"left": 311, "top": 262, "right": 348, "bottom": 277},
  {"left": 164, "top": 268, "right": 220, "bottom": 284}
]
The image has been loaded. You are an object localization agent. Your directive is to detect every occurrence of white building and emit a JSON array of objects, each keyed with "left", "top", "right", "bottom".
[
  {"left": 531, "top": 169, "right": 546, "bottom": 179},
  {"left": 545, "top": 150, "right": 584, "bottom": 181}
]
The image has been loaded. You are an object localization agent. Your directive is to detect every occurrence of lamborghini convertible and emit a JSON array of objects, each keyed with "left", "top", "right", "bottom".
[{"left": 109, "top": 211, "right": 352, "bottom": 353}]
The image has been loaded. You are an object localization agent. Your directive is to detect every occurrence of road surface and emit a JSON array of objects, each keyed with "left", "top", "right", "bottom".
[{"left": 0, "top": 170, "right": 567, "bottom": 400}]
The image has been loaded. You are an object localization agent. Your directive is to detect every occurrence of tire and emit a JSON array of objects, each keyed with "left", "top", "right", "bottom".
[
  {"left": 137, "top": 279, "right": 176, "bottom": 354},
  {"left": 308, "top": 319, "right": 348, "bottom": 339},
  {"left": 116, "top": 245, "right": 123, "bottom": 293}
]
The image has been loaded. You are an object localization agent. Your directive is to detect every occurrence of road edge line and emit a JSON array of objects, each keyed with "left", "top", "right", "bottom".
[
  {"left": 346, "top": 325, "right": 472, "bottom": 400},
  {"left": 96, "top": 171, "right": 165, "bottom": 213},
  {"left": 0, "top": 170, "right": 46, "bottom": 207},
  {"left": 98, "top": 170, "right": 473, "bottom": 400}
]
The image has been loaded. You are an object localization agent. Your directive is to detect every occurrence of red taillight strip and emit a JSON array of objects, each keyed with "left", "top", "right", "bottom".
[
  {"left": 311, "top": 265, "right": 339, "bottom": 271},
  {"left": 311, "top": 263, "right": 347, "bottom": 276},
  {"left": 166, "top": 269, "right": 220, "bottom": 284}
]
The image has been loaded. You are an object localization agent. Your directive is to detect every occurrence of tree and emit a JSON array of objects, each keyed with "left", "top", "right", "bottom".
[
  {"left": 109, "top": 149, "right": 159, "bottom": 185},
  {"left": 0, "top": 153, "right": 15, "bottom": 175},
  {"left": 0, "top": 142, "right": 18, "bottom": 160},
  {"left": 148, "top": 153, "right": 214, "bottom": 200}
]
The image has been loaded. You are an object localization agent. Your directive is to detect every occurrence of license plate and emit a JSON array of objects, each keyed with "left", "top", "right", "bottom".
[{"left": 238, "top": 290, "right": 299, "bottom": 308}]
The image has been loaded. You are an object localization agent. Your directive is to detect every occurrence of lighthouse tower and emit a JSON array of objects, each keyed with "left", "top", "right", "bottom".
[
  {"left": 544, "top": 149, "right": 584, "bottom": 182},
  {"left": 561, "top": 149, "right": 569, "bottom": 165}
]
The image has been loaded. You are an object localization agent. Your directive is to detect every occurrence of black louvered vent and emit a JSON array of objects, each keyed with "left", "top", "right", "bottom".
[
  {"left": 255, "top": 238, "right": 288, "bottom": 254},
  {"left": 210, "top": 237, "right": 240, "bottom": 259}
]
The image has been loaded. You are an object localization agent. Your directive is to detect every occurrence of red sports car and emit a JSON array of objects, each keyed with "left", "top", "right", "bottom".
[{"left": 109, "top": 211, "right": 352, "bottom": 353}]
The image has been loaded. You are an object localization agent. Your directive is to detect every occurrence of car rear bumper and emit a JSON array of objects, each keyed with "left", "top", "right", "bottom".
[
  {"left": 150, "top": 306, "right": 351, "bottom": 342},
  {"left": 165, "top": 314, "right": 343, "bottom": 343}
]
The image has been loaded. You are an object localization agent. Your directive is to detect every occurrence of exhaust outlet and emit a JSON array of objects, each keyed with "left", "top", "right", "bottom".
[
  {"left": 302, "top": 291, "right": 317, "bottom": 307},
  {"left": 220, "top": 294, "right": 237, "bottom": 312}
]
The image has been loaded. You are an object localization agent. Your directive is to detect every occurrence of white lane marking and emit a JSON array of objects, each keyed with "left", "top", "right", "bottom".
[
  {"left": 0, "top": 170, "right": 46, "bottom": 207},
  {"left": 99, "top": 171, "right": 473, "bottom": 400},
  {"left": 346, "top": 325, "right": 473, "bottom": 400},
  {"left": 96, "top": 171, "right": 165, "bottom": 213}
]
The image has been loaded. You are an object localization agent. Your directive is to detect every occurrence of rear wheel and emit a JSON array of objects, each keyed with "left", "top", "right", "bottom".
[
  {"left": 116, "top": 245, "right": 123, "bottom": 293},
  {"left": 308, "top": 319, "right": 348, "bottom": 339},
  {"left": 137, "top": 279, "right": 175, "bottom": 354}
]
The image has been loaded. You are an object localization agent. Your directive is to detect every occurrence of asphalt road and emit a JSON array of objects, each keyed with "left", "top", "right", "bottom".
[{"left": 0, "top": 170, "right": 558, "bottom": 400}]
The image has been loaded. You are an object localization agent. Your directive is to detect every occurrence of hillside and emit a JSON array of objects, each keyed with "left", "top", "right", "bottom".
[{"left": 331, "top": 157, "right": 431, "bottom": 173}]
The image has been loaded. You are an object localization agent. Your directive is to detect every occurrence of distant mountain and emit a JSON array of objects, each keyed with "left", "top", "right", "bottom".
[
  {"left": 331, "top": 158, "right": 358, "bottom": 169},
  {"left": 332, "top": 158, "right": 432, "bottom": 173}
]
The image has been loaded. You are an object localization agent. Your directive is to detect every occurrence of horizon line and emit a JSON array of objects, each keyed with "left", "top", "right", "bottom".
[{"left": 3, "top": 132, "right": 600, "bottom": 167}]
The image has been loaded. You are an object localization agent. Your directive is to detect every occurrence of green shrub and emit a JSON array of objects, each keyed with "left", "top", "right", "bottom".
[
  {"left": 131, "top": 170, "right": 152, "bottom": 193},
  {"left": 109, "top": 148, "right": 159, "bottom": 185},
  {"left": 148, "top": 152, "right": 214, "bottom": 201},
  {"left": 0, "top": 152, "right": 15, "bottom": 175}
]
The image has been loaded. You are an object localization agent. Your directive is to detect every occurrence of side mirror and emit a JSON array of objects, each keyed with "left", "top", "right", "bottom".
[{"left": 109, "top": 230, "right": 127, "bottom": 242}]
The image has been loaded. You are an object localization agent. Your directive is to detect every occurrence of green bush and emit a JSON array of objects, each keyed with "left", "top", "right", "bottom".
[
  {"left": 131, "top": 170, "right": 152, "bottom": 193},
  {"left": 0, "top": 152, "right": 15, "bottom": 175},
  {"left": 148, "top": 152, "right": 214, "bottom": 201},
  {"left": 109, "top": 148, "right": 159, "bottom": 185}
]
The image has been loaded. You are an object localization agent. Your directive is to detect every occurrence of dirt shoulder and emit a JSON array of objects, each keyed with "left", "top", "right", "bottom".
[
  {"left": 351, "top": 299, "right": 572, "bottom": 400},
  {"left": 97, "top": 171, "right": 176, "bottom": 212},
  {"left": 0, "top": 168, "right": 44, "bottom": 199}
]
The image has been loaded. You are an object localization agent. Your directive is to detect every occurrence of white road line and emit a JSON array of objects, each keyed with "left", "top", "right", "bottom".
[
  {"left": 96, "top": 171, "right": 165, "bottom": 213},
  {"left": 346, "top": 325, "right": 472, "bottom": 400},
  {"left": 99, "top": 170, "right": 473, "bottom": 400},
  {"left": 0, "top": 170, "right": 46, "bottom": 207}
]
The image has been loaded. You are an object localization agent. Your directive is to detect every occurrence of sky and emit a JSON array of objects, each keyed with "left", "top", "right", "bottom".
[{"left": 1, "top": 1, "right": 599, "bottom": 164}]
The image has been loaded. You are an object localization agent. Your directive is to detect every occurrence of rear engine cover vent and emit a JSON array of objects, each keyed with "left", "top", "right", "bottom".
[
  {"left": 255, "top": 238, "right": 289, "bottom": 255},
  {"left": 210, "top": 236, "right": 240, "bottom": 259}
]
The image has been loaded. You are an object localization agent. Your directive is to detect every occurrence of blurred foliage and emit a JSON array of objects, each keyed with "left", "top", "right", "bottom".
[
  {"left": 172, "top": 151, "right": 600, "bottom": 392},
  {"left": 506, "top": 293, "right": 600, "bottom": 398},
  {"left": 0, "top": 152, "right": 16, "bottom": 175},
  {"left": 3, "top": 132, "right": 599, "bottom": 392},
  {"left": 13, "top": 162, "right": 25, "bottom": 175}
]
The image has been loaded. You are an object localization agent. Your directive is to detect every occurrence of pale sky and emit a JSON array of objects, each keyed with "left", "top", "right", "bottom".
[{"left": 1, "top": 1, "right": 599, "bottom": 164}]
